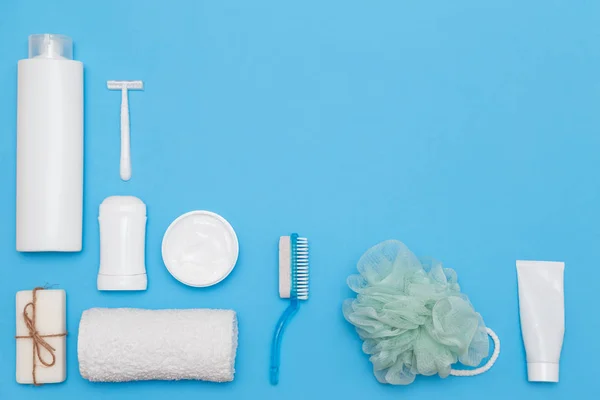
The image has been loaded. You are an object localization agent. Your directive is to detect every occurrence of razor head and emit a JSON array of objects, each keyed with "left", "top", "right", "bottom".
[{"left": 107, "top": 80, "right": 144, "bottom": 90}]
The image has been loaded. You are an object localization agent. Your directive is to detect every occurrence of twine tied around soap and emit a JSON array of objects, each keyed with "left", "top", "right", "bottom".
[{"left": 15, "top": 287, "right": 67, "bottom": 386}]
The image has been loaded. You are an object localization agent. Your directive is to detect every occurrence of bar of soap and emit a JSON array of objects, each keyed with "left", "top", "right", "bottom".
[{"left": 16, "top": 289, "right": 66, "bottom": 384}]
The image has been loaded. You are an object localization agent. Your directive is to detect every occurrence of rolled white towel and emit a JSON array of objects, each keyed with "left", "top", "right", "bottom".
[{"left": 78, "top": 308, "right": 238, "bottom": 383}]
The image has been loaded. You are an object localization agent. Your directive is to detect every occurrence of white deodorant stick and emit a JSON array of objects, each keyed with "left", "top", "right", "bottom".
[
  {"left": 16, "top": 34, "right": 84, "bottom": 252},
  {"left": 97, "top": 196, "right": 148, "bottom": 291},
  {"left": 16, "top": 289, "right": 67, "bottom": 385}
]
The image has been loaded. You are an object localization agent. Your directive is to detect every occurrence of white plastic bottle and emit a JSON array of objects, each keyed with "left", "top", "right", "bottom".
[{"left": 16, "top": 34, "right": 84, "bottom": 252}]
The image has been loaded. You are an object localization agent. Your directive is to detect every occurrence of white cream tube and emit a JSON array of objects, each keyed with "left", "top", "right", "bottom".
[{"left": 516, "top": 260, "right": 565, "bottom": 382}]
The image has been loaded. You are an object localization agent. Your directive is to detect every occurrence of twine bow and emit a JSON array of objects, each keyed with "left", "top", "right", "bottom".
[{"left": 15, "top": 287, "right": 67, "bottom": 386}]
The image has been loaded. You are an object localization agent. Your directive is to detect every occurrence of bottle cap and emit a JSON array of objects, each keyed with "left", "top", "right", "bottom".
[
  {"left": 29, "top": 34, "right": 73, "bottom": 60},
  {"left": 527, "top": 362, "right": 559, "bottom": 382}
]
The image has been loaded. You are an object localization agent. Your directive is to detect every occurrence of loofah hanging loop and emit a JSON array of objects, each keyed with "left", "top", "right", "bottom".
[{"left": 343, "top": 240, "right": 499, "bottom": 385}]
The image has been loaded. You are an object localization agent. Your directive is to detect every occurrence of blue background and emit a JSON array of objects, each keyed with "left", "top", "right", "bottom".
[{"left": 0, "top": 0, "right": 597, "bottom": 399}]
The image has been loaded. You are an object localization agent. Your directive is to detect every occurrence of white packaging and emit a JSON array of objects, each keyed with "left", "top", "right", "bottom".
[
  {"left": 97, "top": 196, "right": 147, "bottom": 290},
  {"left": 516, "top": 260, "right": 565, "bottom": 382},
  {"left": 16, "top": 289, "right": 66, "bottom": 384},
  {"left": 16, "top": 34, "right": 83, "bottom": 252}
]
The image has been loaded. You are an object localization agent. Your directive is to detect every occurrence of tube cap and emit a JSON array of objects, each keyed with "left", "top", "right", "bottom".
[{"left": 527, "top": 363, "right": 559, "bottom": 382}]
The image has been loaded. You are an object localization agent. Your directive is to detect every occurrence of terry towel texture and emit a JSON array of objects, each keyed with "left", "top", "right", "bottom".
[{"left": 78, "top": 308, "right": 238, "bottom": 383}]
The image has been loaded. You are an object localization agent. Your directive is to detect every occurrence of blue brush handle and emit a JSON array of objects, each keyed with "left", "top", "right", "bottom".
[{"left": 270, "top": 298, "right": 299, "bottom": 385}]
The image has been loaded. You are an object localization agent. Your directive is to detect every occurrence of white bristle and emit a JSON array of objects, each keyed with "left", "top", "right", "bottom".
[
  {"left": 279, "top": 235, "right": 310, "bottom": 300},
  {"left": 295, "top": 237, "right": 309, "bottom": 300}
]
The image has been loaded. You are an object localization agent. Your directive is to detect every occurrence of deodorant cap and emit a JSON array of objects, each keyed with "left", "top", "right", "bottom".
[{"left": 100, "top": 195, "right": 146, "bottom": 215}]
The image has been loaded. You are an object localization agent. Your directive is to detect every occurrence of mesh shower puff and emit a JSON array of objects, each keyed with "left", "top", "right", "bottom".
[{"left": 343, "top": 240, "right": 490, "bottom": 385}]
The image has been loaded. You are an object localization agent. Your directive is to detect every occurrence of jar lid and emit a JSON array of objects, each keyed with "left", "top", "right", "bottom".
[{"left": 161, "top": 211, "right": 239, "bottom": 287}]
